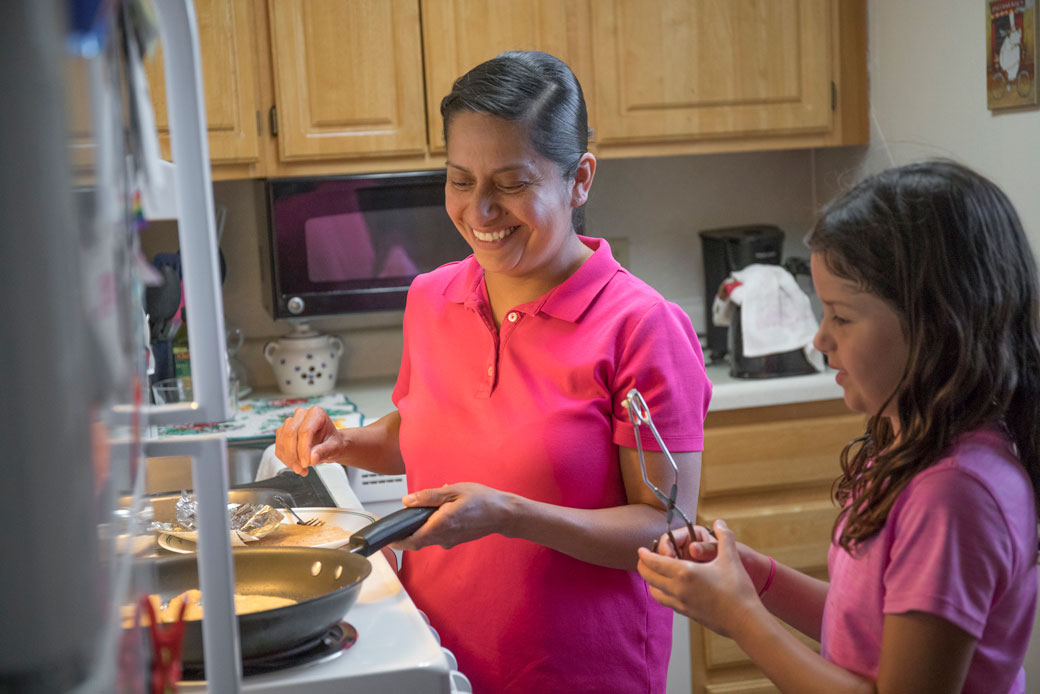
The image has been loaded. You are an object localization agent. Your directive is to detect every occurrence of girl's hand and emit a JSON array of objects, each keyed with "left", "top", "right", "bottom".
[
  {"left": 274, "top": 406, "right": 347, "bottom": 476},
  {"left": 656, "top": 525, "right": 776, "bottom": 594},
  {"left": 393, "top": 483, "right": 514, "bottom": 551},
  {"left": 656, "top": 524, "right": 719, "bottom": 562},
  {"left": 637, "top": 520, "right": 762, "bottom": 639}
]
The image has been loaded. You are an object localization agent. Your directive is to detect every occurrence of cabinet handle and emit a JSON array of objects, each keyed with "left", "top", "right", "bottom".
[{"left": 269, "top": 105, "right": 278, "bottom": 136}]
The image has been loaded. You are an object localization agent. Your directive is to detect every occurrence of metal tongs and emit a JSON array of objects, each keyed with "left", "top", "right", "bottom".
[{"left": 624, "top": 388, "right": 697, "bottom": 553}]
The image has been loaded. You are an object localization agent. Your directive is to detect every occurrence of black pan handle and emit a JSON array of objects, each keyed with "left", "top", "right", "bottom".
[{"left": 347, "top": 506, "right": 437, "bottom": 557}]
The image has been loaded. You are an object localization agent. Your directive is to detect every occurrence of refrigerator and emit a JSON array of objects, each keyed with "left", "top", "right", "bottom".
[{"left": 0, "top": 0, "right": 241, "bottom": 691}]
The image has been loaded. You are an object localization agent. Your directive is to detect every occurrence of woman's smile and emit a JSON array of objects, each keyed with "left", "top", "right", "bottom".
[{"left": 471, "top": 224, "right": 520, "bottom": 243}]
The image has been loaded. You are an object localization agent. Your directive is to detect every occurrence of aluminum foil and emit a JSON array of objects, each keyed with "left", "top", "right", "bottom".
[{"left": 151, "top": 490, "right": 284, "bottom": 542}]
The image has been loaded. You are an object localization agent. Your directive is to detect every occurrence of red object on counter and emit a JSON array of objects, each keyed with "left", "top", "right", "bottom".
[
  {"left": 141, "top": 594, "right": 188, "bottom": 694},
  {"left": 718, "top": 278, "right": 743, "bottom": 300}
]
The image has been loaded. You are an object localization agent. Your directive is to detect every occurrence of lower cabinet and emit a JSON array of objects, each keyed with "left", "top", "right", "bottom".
[{"left": 690, "top": 399, "right": 865, "bottom": 694}]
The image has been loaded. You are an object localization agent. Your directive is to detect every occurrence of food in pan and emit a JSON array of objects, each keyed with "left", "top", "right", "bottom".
[{"left": 123, "top": 589, "right": 297, "bottom": 627}]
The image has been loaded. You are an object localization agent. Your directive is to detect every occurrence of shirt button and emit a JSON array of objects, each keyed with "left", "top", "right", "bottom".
[
  {"left": 507, "top": 311, "right": 519, "bottom": 323},
  {"left": 487, "top": 366, "right": 494, "bottom": 376}
]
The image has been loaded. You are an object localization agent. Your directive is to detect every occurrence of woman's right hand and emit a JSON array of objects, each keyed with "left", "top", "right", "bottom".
[{"left": 274, "top": 406, "right": 347, "bottom": 476}]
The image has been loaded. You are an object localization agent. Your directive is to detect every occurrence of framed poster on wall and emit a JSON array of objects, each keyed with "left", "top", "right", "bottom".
[{"left": 987, "top": 0, "right": 1038, "bottom": 109}]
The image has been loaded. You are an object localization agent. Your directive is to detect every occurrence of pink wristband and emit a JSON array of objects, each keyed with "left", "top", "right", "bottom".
[{"left": 757, "top": 556, "right": 776, "bottom": 597}]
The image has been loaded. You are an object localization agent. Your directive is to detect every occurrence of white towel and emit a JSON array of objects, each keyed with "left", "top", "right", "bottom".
[{"left": 711, "top": 264, "right": 824, "bottom": 370}]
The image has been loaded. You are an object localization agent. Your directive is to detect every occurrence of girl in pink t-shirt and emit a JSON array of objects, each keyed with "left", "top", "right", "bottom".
[{"left": 639, "top": 160, "right": 1040, "bottom": 693}]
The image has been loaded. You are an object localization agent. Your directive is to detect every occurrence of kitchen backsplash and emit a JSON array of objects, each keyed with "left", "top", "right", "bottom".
[{"left": 141, "top": 147, "right": 864, "bottom": 389}]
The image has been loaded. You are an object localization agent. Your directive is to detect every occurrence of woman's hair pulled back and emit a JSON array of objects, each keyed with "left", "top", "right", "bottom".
[
  {"left": 440, "top": 51, "right": 590, "bottom": 230},
  {"left": 807, "top": 159, "right": 1040, "bottom": 551}
]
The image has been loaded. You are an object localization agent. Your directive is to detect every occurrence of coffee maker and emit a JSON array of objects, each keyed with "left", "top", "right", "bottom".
[
  {"left": 700, "top": 225, "right": 785, "bottom": 361},
  {"left": 699, "top": 225, "right": 816, "bottom": 378}
]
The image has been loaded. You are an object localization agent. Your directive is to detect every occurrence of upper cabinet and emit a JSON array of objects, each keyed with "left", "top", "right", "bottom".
[
  {"left": 144, "top": 0, "right": 261, "bottom": 177},
  {"left": 147, "top": 0, "right": 866, "bottom": 179},
  {"left": 267, "top": 0, "right": 427, "bottom": 161},
  {"left": 591, "top": 0, "right": 830, "bottom": 146},
  {"left": 588, "top": 0, "right": 868, "bottom": 156},
  {"left": 420, "top": 0, "right": 589, "bottom": 153}
]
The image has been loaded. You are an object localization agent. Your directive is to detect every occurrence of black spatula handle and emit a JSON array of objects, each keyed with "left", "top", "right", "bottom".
[{"left": 348, "top": 506, "right": 437, "bottom": 557}]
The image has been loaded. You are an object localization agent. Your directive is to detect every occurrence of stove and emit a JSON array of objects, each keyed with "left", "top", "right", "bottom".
[
  {"left": 181, "top": 622, "right": 356, "bottom": 680},
  {"left": 177, "top": 464, "right": 466, "bottom": 693}
]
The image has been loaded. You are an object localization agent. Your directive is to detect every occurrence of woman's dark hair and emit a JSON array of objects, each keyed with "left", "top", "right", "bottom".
[
  {"left": 807, "top": 159, "right": 1040, "bottom": 552},
  {"left": 440, "top": 51, "right": 590, "bottom": 231}
]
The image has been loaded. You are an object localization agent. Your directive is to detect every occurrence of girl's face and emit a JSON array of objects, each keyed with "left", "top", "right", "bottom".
[
  {"left": 811, "top": 254, "right": 910, "bottom": 428},
  {"left": 444, "top": 112, "right": 593, "bottom": 283}
]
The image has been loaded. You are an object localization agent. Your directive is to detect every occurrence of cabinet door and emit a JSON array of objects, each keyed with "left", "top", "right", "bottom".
[
  {"left": 267, "top": 0, "right": 426, "bottom": 161},
  {"left": 145, "top": 0, "right": 260, "bottom": 165},
  {"left": 589, "top": 0, "right": 833, "bottom": 144},
  {"left": 421, "top": 0, "right": 588, "bottom": 152}
]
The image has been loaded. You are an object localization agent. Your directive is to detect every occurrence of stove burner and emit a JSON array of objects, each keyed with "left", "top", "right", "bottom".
[{"left": 179, "top": 621, "right": 357, "bottom": 681}]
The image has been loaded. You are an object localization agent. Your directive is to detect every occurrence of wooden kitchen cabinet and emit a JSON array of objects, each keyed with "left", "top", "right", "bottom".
[
  {"left": 148, "top": 0, "right": 866, "bottom": 178},
  {"left": 587, "top": 0, "right": 868, "bottom": 157},
  {"left": 145, "top": 0, "right": 262, "bottom": 179},
  {"left": 690, "top": 399, "right": 866, "bottom": 694},
  {"left": 266, "top": 0, "right": 427, "bottom": 162},
  {"left": 420, "top": 0, "right": 591, "bottom": 153}
]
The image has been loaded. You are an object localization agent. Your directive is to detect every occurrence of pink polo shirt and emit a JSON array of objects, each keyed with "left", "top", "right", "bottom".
[
  {"left": 393, "top": 237, "right": 711, "bottom": 693},
  {"left": 822, "top": 427, "right": 1038, "bottom": 693}
]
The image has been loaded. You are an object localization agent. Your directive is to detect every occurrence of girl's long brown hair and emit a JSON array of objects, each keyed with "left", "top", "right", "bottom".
[{"left": 807, "top": 160, "right": 1040, "bottom": 552}]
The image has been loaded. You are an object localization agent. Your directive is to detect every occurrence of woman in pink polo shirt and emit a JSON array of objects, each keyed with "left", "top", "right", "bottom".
[
  {"left": 276, "top": 51, "right": 711, "bottom": 693},
  {"left": 638, "top": 161, "right": 1040, "bottom": 693}
]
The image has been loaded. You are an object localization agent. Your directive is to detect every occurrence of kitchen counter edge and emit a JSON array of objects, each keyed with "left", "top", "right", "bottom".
[{"left": 339, "top": 364, "right": 844, "bottom": 421}]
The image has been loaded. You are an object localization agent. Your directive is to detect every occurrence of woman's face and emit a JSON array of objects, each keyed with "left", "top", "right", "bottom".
[
  {"left": 811, "top": 254, "right": 909, "bottom": 427},
  {"left": 444, "top": 112, "right": 593, "bottom": 282}
]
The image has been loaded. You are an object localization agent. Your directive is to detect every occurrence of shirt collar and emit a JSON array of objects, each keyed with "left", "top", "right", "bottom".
[{"left": 442, "top": 236, "right": 621, "bottom": 322}]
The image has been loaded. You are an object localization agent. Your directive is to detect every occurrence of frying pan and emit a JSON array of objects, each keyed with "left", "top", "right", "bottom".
[{"left": 133, "top": 505, "right": 435, "bottom": 664}]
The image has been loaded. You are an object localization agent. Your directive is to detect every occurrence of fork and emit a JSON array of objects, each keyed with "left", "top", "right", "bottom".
[{"left": 274, "top": 496, "right": 325, "bottom": 526}]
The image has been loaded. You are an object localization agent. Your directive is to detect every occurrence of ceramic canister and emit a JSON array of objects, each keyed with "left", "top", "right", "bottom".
[{"left": 264, "top": 331, "right": 344, "bottom": 396}]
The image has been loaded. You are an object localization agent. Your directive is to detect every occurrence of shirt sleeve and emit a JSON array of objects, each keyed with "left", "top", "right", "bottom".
[
  {"left": 611, "top": 301, "right": 712, "bottom": 452},
  {"left": 882, "top": 466, "right": 1013, "bottom": 638}
]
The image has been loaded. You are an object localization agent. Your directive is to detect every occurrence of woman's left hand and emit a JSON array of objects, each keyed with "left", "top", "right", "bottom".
[
  {"left": 393, "top": 482, "right": 514, "bottom": 551},
  {"left": 637, "top": 520, "right": 761, "bottom": 639}
]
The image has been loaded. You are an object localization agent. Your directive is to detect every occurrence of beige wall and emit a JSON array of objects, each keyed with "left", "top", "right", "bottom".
[{"left": 814, "top": 0, "right": 1040, "bottom": 250}]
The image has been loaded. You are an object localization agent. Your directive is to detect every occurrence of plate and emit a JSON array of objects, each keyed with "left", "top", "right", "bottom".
[{"left": 157, "top": 507, "right": 377, "bottom": 555}]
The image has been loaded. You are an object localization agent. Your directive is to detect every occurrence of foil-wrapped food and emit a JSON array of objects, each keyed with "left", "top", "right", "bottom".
[{"left": 151, "top": 491, "right": 285, "bottom": 545}]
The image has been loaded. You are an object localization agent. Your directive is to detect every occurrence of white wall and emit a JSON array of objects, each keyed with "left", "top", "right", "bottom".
[
  {"left": 815, "top": 1, "right": 1040, "bottom": 690},
  {"left": 814, "top": 0, "right": 1040, "bottom": 249}
]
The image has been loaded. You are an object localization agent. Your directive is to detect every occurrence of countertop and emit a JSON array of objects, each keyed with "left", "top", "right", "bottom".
[
  {"left": 701, "top": 362, "right": 843, "bottom": 411},
  {"left": 338, "top": 362, "right": 844, "bottom": 422}
]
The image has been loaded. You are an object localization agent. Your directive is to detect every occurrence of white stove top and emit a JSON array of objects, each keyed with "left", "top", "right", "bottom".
[{"left": 179, "top": 463, "right": 457, "bottom": 694}]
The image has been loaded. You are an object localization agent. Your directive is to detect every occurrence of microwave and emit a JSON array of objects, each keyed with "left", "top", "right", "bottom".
[{"left": 260, "top": 170, "right": 471, "bottom": 318}]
